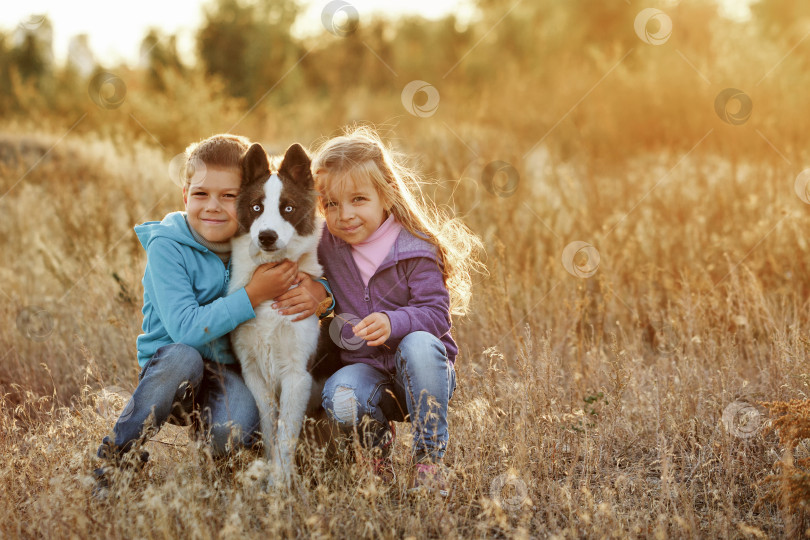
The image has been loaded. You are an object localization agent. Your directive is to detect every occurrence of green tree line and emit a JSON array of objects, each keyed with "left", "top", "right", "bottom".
[{"left": 1, "top": 0, "right": 808, "bottom": 161}]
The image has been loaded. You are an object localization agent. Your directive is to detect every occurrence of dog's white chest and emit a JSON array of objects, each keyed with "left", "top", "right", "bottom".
[{"left": 232, "top": 307, "right": 319, "bottom": 386}]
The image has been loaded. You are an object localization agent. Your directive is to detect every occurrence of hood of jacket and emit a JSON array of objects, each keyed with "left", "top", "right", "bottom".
[{"left": 135, "top": 211, "right": 207, "bottom": 252}]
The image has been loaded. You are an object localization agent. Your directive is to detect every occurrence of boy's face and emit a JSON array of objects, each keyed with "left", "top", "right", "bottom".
[{"left": 183, "top": 167, "right": 241, "bottom": 243}]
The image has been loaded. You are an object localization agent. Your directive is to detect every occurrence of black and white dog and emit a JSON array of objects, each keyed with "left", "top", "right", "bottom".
[{"left": 228, "top": 142, "right": 326, "bottom": 486}]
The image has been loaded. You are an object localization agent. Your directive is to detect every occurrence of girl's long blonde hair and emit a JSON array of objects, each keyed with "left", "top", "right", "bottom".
[{"left": 312, "top": 126, "right": 483, "bottom": 316}]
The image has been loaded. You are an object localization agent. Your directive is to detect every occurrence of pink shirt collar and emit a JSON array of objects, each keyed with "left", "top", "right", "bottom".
[{"left": 351, "top": 214, "right": 402, "bottom": 286}]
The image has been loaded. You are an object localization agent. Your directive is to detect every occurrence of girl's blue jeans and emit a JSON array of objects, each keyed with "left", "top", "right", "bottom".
[
  {"left": 97, "top": 343, "right": 260, "bottom": 461},
  {"left": 322, "top": 331, "right": 456, "bottom": 463}
]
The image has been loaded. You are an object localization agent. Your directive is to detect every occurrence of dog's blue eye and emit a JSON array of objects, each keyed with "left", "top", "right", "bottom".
[
  {"left": 252, "top": 204, "right": 262, "bottom": 212},
  {"left": 284, "top": 205, "right": 294, "bottom": 213}
]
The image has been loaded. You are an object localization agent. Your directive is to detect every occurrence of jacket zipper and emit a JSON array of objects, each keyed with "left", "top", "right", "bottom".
[{"left": 221, "top": 256, "right": 231, "bottom": 296}]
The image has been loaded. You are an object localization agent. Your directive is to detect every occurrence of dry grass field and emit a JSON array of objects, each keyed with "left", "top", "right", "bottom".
[{"left": 2, "top": 1, "right": 810, "bottom": 538}]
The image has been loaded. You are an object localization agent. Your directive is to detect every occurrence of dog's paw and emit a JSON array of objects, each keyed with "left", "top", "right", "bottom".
[
  {"left": 237, "top": 459, "right": 272, "bottom": 490},
  {"left": 266, "top": 462, "right": 293, "bottom": 492}
]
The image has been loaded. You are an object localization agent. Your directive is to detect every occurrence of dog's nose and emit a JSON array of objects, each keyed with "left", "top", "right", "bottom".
[{"left": 258, "top": 230, "right": 278, "bottom": 250}]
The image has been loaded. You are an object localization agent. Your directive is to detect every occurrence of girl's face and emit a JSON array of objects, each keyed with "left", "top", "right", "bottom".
[
  {"left": 322, "top": 174, "right": 387, "bottom": 245},
  {"left": 183, "top": 166, "right": 241, "bottom": 243}
]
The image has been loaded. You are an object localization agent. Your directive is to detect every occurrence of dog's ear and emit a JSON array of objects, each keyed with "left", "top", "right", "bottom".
[
  {"left": 240, "top": 143, "right": 271, "bottom": 187},
  {"left": 279, "top": 143, "right": 313, "bottom": 187}
]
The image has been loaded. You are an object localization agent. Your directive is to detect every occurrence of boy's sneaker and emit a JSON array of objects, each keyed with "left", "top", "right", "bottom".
[
  {"left": 91, "top": 467, "right": 113, "bottom": 501},
  {"left": 408, "top": 462, "right": 453, "bottom": 498},
  {"left": 91, "top": 449, "right": 149, "bottom": 501}
]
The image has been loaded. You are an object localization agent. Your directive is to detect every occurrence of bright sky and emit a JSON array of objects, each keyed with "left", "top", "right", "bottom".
[
  {"left": 0, "top": 0, "right": 753, "bottom": 67},
  {"left": 0, "top": 0, "right": 477, "bottom": 66}
]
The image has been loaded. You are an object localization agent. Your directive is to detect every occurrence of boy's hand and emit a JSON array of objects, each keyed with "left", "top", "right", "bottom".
[
  {"left": 353, "top": 312, "right": 391, "bottom": 347},
  {"left": 244, "top": 260, "right": 299, "bottom": 308},
  {"left": 272, "top": 273, "right": 328, "bottom": 321}
]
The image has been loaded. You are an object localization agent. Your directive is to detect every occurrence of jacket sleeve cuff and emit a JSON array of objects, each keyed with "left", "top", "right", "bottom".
[
  {"left": 223, "top": 287, "right": 256, "bottom": 326},
  {"left": 382, "top": 309, "right": 411, "bottom": 340}
]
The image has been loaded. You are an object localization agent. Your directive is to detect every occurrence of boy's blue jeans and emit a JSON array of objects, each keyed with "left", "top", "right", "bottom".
[
  {"left": 322, "top": 331, "right": 456, "bottom": 463},
  {"left": 97, "top": 343, "right": 260, "bottom": 461}
]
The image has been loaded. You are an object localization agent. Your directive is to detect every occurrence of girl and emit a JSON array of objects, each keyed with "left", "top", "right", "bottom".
[
  {"left": 311, "top": 127, "right": 482, "bottom": 494},
  {"left": 94, "top": 134, "right": 331, "bottom": 495}
]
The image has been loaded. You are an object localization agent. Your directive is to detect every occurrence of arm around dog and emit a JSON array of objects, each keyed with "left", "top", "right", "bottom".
[
  {"left": 143, "top": 237, "right": 256, "bottom": 348},
  {"left": 271, "top": 273, "right": 330, "bottom": 320}
]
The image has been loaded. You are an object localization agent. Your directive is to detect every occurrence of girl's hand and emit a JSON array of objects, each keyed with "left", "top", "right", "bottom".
[
  {"left": 353, "top": 312, "right": 391, "bottom": 346},
  {"left": 272, "top": 273, "right": 327, "bottom": 321}
]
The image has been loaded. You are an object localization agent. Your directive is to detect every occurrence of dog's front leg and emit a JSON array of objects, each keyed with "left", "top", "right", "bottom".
[
  {"left": 274, "top": 370, "right": 313, "bottom": 485},
  {"left": 241, "top": 361, "right": 279, "bottom": 463}
]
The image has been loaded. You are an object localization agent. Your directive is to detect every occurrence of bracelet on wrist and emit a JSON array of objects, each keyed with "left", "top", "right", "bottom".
[{"left": 313, "top": 277, "right": 335, "bottom": 319}]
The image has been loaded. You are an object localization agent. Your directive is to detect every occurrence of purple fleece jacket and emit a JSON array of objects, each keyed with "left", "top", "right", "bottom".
[{"left": 318, "top": 223, "right": 458, "bottom": 373}]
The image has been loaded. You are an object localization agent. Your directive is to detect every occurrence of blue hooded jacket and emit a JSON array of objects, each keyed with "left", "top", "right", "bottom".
[{"left": 134, "top": 211, "right": 255, "bottom": 367}]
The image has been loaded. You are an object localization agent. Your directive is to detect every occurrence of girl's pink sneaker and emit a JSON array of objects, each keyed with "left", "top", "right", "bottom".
[{"left": 408, "top": 462, "right": 452, "bottom": 497}]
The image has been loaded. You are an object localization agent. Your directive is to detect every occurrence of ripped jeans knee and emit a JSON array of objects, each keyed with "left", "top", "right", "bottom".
[
  {"left": 328, "top": 385, "right": 359, "bottom": 427},
  {"left": 321, "top": 363, "right": 395, "bottom": 450},
  {"left": 325, "top": 385, "right": 392, "bottom": 451}
]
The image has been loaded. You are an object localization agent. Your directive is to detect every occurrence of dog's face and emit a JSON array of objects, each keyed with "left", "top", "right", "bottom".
[{"left": 237, "top": 143, "right": 318, "bottom": 262}]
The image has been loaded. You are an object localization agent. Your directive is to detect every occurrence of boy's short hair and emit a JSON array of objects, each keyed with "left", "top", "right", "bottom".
[{"left": 183, "top": 134, "right": 251, "bottom": 187}]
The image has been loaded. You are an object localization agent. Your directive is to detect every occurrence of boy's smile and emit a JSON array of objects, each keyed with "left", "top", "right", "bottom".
[{"left": 183, "top": 167, "right": 241, "bottom": 243}]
